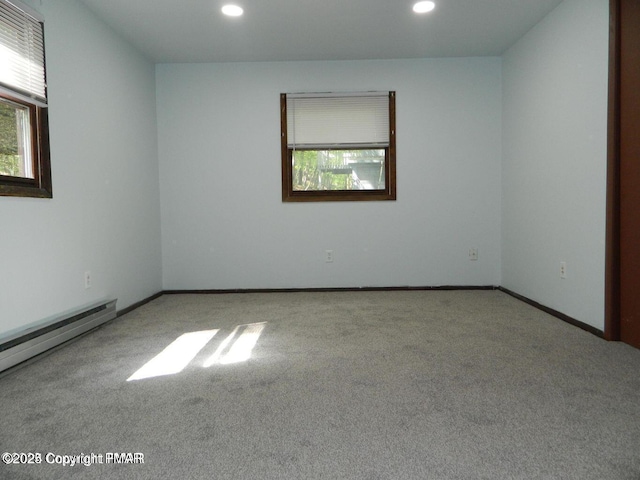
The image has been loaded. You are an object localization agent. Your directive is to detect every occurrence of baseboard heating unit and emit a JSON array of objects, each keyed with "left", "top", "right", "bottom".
[{"left": 0, "top": 299, "right": 117, "bottom": 373}]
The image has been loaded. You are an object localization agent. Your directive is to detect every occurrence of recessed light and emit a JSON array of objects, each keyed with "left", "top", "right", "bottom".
[
  {"left": 222, "top": 4, "right": 243, "bottom": 16},
  {"left": 413, "top": 1, "right": 436, "bottom": 14}
]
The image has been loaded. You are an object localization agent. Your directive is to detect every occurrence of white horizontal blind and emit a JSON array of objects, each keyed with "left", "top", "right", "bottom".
[
  {"left": 287, "top": 93, "right": 389, "bottom": 149},
  {"left": 0, "top": 0, "right": 46, "bottom": 103}
]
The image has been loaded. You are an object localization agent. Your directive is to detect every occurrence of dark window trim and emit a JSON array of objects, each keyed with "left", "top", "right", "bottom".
[
  {"left": 0, "top": 91, "right": 52, "bottom": 198},
  {"left": 280, "top": 92, "right": 396, "bottom": 202}
]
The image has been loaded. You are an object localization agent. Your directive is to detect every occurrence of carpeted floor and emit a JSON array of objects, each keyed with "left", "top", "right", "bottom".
[{"left": 1, "top": 290, "right": 639, "bottom": 479}]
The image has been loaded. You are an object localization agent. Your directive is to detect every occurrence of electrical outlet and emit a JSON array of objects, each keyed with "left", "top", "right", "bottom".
[
  {"left": 325, "top": 250, "right": 334, "bottom": 263},
  {"left": 469, "top": 248, "right": 478, "bottom": 261},
  {"left": 560, "top": 262, "right": 567, "bottom": 279},
  {"left": 84, "top": 271, "right": 92, "bottom": 289}
]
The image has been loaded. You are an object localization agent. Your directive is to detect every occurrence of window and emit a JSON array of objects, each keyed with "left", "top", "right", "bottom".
[
  {"left": 0, "top": 0, "right": 51, "bottom": 198},
  {"left": 280, "top": 91, "right": 396, "bottom": 202}
]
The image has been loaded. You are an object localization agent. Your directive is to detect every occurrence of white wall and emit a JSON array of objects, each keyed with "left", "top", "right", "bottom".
[
  {"left": 0, "top": 0, "right": 162, "bottom": 338},
  {"left": 501, "top": 0, "right": 609, "bottom": 329},
  {"left": 0, "top": 0, "right": 609, "bottom": 338},
  {"left": 157, "top": 58, "right": 502, "bottom": 290}
]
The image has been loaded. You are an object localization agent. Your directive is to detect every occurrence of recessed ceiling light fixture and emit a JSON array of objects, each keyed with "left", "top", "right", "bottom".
[
  {"left": 413, "top": 1, "right": 436, "bottom": 14},
  {"left": 222, "top": 4, "right": 243, "bottom": 16}
]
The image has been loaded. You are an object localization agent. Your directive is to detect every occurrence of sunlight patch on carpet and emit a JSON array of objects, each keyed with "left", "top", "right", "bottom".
[
  {"left": 127, "top": 322, "right": 268, "bottom": 381},
  {"left": 204, "top": 322, "right": 266, "bottom": 367},
  {"left": 127, "top": 330, "right": 219, "bottom": 381}
]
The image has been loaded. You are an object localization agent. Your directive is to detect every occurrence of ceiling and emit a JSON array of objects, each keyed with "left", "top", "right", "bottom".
[{"left": 78, "top": 0, "right": 564, "bottom": 64}]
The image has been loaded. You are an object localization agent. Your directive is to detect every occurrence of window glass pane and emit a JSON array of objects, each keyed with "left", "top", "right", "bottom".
[
  {"left": 0, "top": 97, "right": 33, "bottom": 178},
  {"left": 292, "top": 149, "right": 385, "bottom": 191}
]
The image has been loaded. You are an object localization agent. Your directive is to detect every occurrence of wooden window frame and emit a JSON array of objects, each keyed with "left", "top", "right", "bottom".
[
  {"left": 0, "top": 0, "right": 51, "bottom": 199},
  {"left": 0, "top": 92, "right": 52, "bottom": 198},
  {"left": 280, "top": 92, "right": 396, "bottom": 202}
]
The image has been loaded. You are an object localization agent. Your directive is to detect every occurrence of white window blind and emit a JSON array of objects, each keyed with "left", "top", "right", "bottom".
[
  {"left": 0, "top": 0, "right": 46, "bottom": 104},
  {"left": 286, "top": 92, "right": 389, "bottom": 149}
]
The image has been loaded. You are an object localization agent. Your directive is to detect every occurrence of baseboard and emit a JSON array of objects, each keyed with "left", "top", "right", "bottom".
[
  {"left": 119, "top": 286, "right": 604, "bottom": 340},
  {"left": 163, "top": 285, "right": 498, "bottom": 295},
  {"left": 117, "top": 292, "right": 163, "bottom": 318},
  {"left": 498, "top": 287, "right": 604, "bottom": 338}
]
